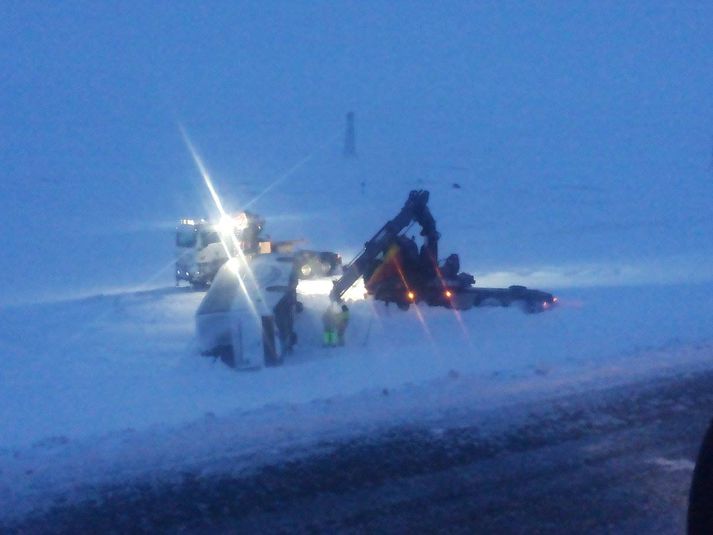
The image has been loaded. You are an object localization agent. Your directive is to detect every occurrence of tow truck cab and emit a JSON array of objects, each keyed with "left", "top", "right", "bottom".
[{"left": 175, "top": 213, "right": 263, "bottom": 288}]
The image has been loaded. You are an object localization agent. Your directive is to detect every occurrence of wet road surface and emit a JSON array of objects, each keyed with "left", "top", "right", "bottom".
[{"left": 6, "top": 370, "right": 713, "bottom": 534}]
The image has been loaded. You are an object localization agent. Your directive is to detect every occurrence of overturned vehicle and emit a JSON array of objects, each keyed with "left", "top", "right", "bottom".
[{"left": 195, "top": 253, "right": 299, "bottom": 369}]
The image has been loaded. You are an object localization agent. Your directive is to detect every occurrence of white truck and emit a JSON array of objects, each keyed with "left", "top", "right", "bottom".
[
  {"left": 175, "top": 212, "right": 267, "bottom": 289},
  {"left": 176, "top": 212, "right": 342, "bottom": 289}
]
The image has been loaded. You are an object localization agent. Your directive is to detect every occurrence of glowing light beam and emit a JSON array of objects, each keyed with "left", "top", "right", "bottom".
[
  {"left": 178, "top": 125, "right": 264, "bottom": 322},
  {"left": 243, "top": 133, "right": 340, "bottom": 210}
]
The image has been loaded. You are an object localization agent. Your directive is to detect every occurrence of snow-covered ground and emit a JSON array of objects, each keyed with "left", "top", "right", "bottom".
[{"left": 2, "top": 272, "right": 713, "bottom": 519}]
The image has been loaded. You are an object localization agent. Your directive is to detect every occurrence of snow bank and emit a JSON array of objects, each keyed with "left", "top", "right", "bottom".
[{"left": 2, "top": 280, "right": 713, "bottom": 519}]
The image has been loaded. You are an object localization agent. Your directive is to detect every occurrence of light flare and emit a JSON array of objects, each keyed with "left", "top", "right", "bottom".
[
  {"left": 243, "top": 133, "right": 340, "bottom": 210},
  {"left": 217, "top": 215, "right": 236, "bottom": 236},
  {"left": 433, "top": 265, "right": 469, "bottom": 337},
  {"left": 391, "top": 256, "right": 433, "bottom": 338},
  {"left": 179, "top": 125, "right": 264, "bottom": 322}
]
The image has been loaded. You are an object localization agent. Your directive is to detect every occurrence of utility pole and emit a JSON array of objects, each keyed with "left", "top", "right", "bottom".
[{"left": 343, "top": 111, "right": 356, "bottom": 158}]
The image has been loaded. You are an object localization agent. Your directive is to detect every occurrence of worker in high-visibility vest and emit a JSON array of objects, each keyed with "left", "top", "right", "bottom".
[
  {"left": 335, "top": 304, "right": 350, "bottom": 346},
  {"left": 322, "top": 303, "right": 339, "bottom": 347}
]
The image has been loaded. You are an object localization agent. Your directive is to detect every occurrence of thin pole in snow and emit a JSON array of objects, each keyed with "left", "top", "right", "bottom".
[{"left": 344, "top": 112, "right": 356, "bottom": 158}]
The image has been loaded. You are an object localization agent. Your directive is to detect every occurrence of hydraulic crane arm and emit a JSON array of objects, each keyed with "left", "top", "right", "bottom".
[{"left": 330, "top": 190, "right": 438, "bottom": 302}]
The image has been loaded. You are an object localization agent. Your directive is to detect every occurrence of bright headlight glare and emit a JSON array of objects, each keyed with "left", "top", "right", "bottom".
[{"left": 217, "top": 215, "right": 234, "bottom": 236}]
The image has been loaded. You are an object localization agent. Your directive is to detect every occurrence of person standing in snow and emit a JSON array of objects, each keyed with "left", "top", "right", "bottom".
[
  {"left": 322, "top": 303, "right": 339, "bottom": 347},
  {"left": 335, "top": 304, "right": 350, "bottom": 346}
]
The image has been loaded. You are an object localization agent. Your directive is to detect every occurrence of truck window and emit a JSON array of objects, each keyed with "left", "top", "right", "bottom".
[{"left": 176, "top": 228, "right": 197, "bottom": 248}]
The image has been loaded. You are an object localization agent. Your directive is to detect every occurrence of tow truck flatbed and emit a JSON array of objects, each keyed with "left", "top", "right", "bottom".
[{"left": 461, "top": 285, "right": 556, "bottom": 312}]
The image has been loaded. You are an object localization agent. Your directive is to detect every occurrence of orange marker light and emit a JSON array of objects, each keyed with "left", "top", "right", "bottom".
[
  {"left": 407, "top": 291, "right": 416, "bottom": 301},
  {"left": 444, "top": 290, "right": 453, "bottom": 298}
]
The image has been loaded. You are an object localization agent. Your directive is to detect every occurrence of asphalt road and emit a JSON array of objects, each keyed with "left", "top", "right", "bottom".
[{"left": 6, "top": 370, "right": 713, "bottom": 534}]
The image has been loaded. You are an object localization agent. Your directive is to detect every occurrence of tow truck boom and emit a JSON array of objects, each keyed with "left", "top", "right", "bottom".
[{"left": 330, "top": 190, "right": 437, "bottom": 302}]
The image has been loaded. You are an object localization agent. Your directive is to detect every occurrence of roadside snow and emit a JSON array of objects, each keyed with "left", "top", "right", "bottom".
[
  {"left": 3, "top": 280, "right": 712, "bottom": 450},
  {"left": 1, "top": 279, "right": 713, "bottom": 519}
]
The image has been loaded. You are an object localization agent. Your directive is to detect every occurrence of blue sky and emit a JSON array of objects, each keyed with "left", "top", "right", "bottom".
[{"left": 1, "top": 2, "right": 712, "bottom": 303}]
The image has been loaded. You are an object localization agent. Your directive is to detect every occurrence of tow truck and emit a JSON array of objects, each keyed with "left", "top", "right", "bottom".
[
  {"left": 176, "top": 212, "right": 341, "bottom": 289},
  {"left": 330, "top": 190, "right": 557, "bottom": 313}
]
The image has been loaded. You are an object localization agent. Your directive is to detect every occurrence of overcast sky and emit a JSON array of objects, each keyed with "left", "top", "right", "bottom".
[{"left": 1, "top": 2, "right": 712, "bottom": 302}]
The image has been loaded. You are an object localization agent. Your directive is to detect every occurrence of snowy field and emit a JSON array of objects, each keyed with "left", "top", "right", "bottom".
[
  {"left": 2, "top": 273, "right": 713, "bottom": 519},
  {"left": 3, "top": 278, "right": 713, "bottom": 451}
]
